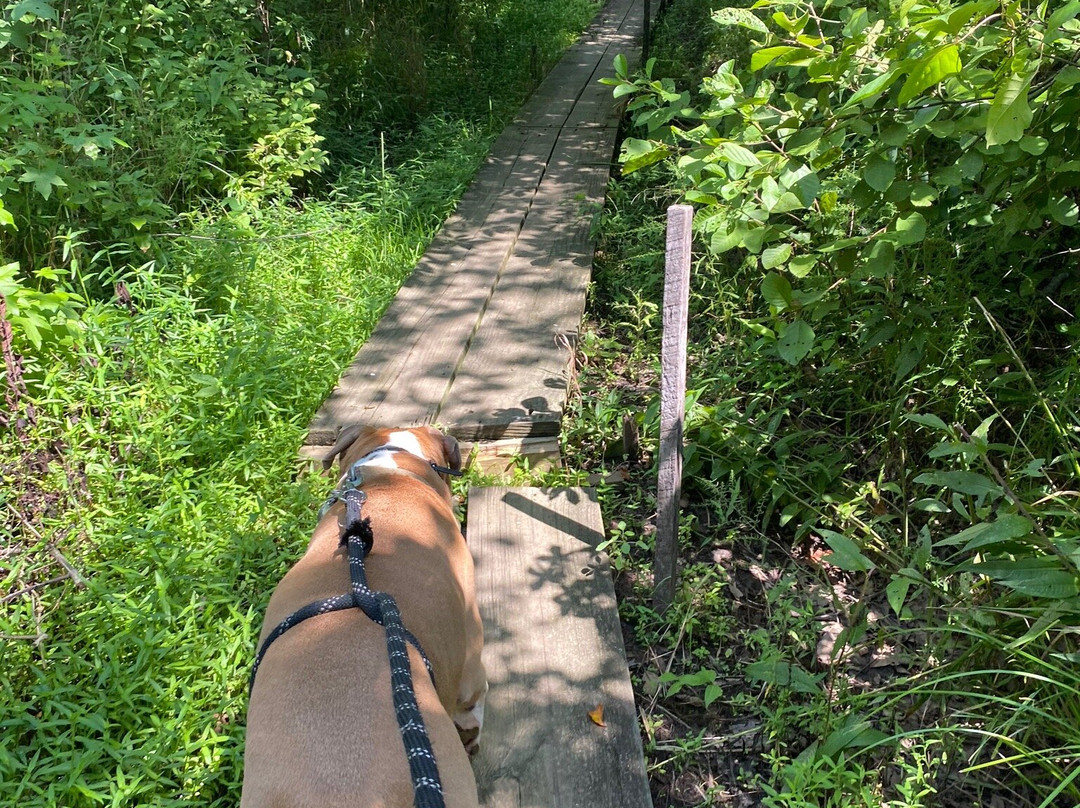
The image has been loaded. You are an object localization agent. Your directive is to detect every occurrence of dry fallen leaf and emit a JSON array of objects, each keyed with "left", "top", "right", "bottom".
[{"left": 587, "top": 704, "right": 605, "bottom": 727}]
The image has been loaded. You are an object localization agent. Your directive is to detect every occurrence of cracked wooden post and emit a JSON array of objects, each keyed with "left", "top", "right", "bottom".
[{"left": 654, "top": 204, "right": 692, "bottom": 615}]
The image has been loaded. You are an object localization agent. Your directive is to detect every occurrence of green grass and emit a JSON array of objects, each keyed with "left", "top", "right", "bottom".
[{"left": 0, "top": 3, "right": 602, "bottom": 805}]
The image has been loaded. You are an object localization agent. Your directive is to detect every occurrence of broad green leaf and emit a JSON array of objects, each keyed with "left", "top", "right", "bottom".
[
  {"left": 862, "top": 239, "right": 895, "bottom": 278},
  {"left": 1019, "top": 135, "right": 1048, "bottom": 156},
  {"left": 762, "top": 244, "right": 792, "bottom": 270},
  {"left": 745, "top": 659, "right": 821, "bottom": 694},
  {"left": 819, "top": 529, "right": 876, "bottom": 572},
  {"left": 761, "top": 271, "right": 794, "bottom": 309},
  {"left": 904, "top": 412, "right": 951, "bottom": 432},
  {"left": 1047, "top": 1, "right": 1080, "bottom": 45},
  {"left": 621, "top": 138, "right": 670, "bottom": 174},
  {"left": 777, "top": 319, "right": 814, "bottom": 364},
  {"left": 10, "top": 0, "right": 57, "bottom": 21},
  {"left": 720, "top": 142, "right": 760, "bottom": 167},
  {"left": 0, "top": 201, "right": 13, "bottom": 229},
  {"left": 886, "top": 212, "right": 926, "bottom": 246},
  {"left": 914, "top": 470, "right": 1001, "bottom": 498},
  {"left": 712, "top": 7, "right": 770, "bottom": 35},
  {"left": 704, "top": 684, "right": 723, "bottom": 708},
  {"left": 738, "top": 318, "right": 776, "bottom": 339},
  {"left": 957, "top": 151, "right": 983, "bottom": 179},
  {"left": 880, "top": 123, "right": 909, "bottom": 147},
  {"left": 613, "top": 53, "right": 628, "bottom": 79},
  {"left": 886, "top": 574, "right": 912, "bottom": 617},
  {"left": 821, "top": 717, "right": 890, "bottom": 757},
  {"left": 1048, "top": 195, "right": 1080, "bottom": 226},
  {"left": 961, "top": 557, "right": 1080, "bottom": 600},
  {"left": 844, "top": 69, "right": 902, "bottom": 108},
  {"left": 986, "top": 72, "right": 1034, "bottom": 146},
  {"left": 19, "top": 168, "right": 67, "bottom": 200},
  {"left": 788, "top": 255, "right": 816, "bottom": 278},
  {"left": 898, "top": 45, "right": 961, "bottom": 106},
  {"left": 909, "top": 182, "right": 937, "bottom": 207},
  {"left": 864, "top": 154, "right": 896, "bottom": 192},
  {"left": 711, "top": 226, "right": 744, "bottom": 254},
  {"left": 937, "top": 514, "right": 1033, "bottom": 551},
  {"left": 751, "top": 46, "right": 796, "bottom": 71}
]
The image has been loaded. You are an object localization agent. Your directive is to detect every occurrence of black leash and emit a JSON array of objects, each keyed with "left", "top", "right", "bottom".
[{"left": 250, "top": 487, "right": 446, "bottom": 808}]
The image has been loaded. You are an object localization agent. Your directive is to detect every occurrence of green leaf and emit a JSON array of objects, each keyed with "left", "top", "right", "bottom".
[
  {"left": 621, "top": 138, "right": 670, "bottom": 174},
  {"left": 862, "top": 240, "right": 895, "bottom": 278},
  {"left": 613, "top": 53, "right": 628, "bottom": 79},
  {"left": 909, "top": 182, "right": 937, "bottom": 207},
  {"left": 914, "top": 471, "right": 1001, "bottom": 498},
  {"left": 745, "top": 659, "right": 821, "bottom": 694},
  {"left": 962, "top": 558, "right": 1080, "bottom": 600},
  {"left": 704, "top": 684, "right": 723, "bottom": 708},
  {"left": 10, "top": 0, "right": 57, "bottom": 22},
  {"left": 886, "top": 574, "right": 912, "bottom": 617},
  {"left": 844, "top": 69, "right": 902, "bottom": 107},
  {"left": 720, "top": 142, "right": 760, "bottom": 167},
  {"left": 864, "top": 154, "right": 896, "bottom": 193},
  {"left": 1048, "top": 195, "right": 1080, "bottom": 227},
  {"left": 819, "top": 529, "right": 876, "bottom": 572},
  {"left": 19, "top": 168, "right": 67, "bottom": 200},
  {"left": 821, "top": 717, "right": 890, "bottom": 757},
  {"left": 751, "top": 46, "right": 796, "bottom": 72},
  {"left": 1019, "top": 135, "right": 1049, "bottom": 156},
  {"left": 762, "top": 244, "right": 792, "bottom": 270},
  {"left": 937, "top": 514, "right": 1033, "bottom": 551},
  {"left": 788, "top": 255, "right": 816, "bottom": 278},
  {"left": 904, "top": 412, "right": 951, "bottom": 432},
  {"left": 986, "top": 72, "right": 1034, "bottom": 146},
  {"left": 712, "top": 7, "right": 770, "bottom": 35},
  {"left": 777, "top": 319, "right": 814, "bottom": 364},
  {"left": 761, "top": 271, "right": 794, "bottom": 309},
  {"left": 898, "top": 45, "right": 962, "bottom": 106},
  {"left": 886, "top": 212, "right": 926, "bottom": 246}
]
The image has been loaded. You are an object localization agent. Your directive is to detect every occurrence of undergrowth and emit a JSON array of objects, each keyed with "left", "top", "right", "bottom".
[{"left": 566, "top": 1, "right": 1080, "bottom": 806}]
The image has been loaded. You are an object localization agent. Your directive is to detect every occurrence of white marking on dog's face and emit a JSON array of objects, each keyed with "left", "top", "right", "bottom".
[{"left": 386, "top": 430, "right": 428, "bottom": 462}]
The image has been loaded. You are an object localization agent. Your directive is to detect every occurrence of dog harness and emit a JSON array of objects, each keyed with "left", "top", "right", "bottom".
[{"left": 249, "top": 445, "right": 463, "bottom": 808}]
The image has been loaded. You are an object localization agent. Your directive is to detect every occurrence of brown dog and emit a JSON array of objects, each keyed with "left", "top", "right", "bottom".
[{"left": 241, "top": 425, "right": 486, "bottom": 808}]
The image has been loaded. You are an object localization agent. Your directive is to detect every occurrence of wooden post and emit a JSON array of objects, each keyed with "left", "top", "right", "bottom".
[{"left": 653, "top": 204, "right": 692, "bottom": 615}]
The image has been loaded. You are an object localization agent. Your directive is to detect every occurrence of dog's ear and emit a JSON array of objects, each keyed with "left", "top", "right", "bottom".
[
  {"left": 442, "top": 434, "right": 462, "bottom": 472},
  {"left": 322, "top": 424, "right": 365, "bottom": 473}
]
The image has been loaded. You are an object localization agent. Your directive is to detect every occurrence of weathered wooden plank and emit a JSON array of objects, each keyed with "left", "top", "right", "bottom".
[
  {"left": 438, "top": 127, "right": 617, "bottom": 440},
  {"left": 307, "top": 126, "right": 565, "bottom": 442},
  {"left": 467, "top": 487, "right": 651, "bottom": 808},
  {"left": 511, "top": 0, "right": 637, "bottom": 128}
]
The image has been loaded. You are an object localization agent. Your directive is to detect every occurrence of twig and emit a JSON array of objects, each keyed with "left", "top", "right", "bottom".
[
  {"left": 6, "top": 503, "right": 89, "bottom": 588},
  {"left": 2, "top": 575, "right": 68, "bottom": 605},
  {"left": 0, "top": 633, "right": 47, "bottom": 643},
  {"left": 48, "top": 546, "right": 88, "bottom": 589}
]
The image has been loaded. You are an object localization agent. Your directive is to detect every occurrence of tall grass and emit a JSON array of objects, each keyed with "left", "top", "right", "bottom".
[{"left": 0, "top": 4, "right": 601, "bottom": 805}]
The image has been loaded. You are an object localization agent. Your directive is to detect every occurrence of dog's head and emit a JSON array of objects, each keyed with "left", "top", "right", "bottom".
[{"left": 323, "top": 424, "right": 462, "bottom": 480}]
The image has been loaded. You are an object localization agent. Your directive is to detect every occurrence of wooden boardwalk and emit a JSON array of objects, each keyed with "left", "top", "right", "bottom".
[
  {"left": 467, "top": 487, "right": 652, "bottom": 808},
  {"left": 304, "top": 2, "right": 654, "bottom": 805},
  {"left": 306, "top": 0, "right": 644, "bottom": 447}
]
